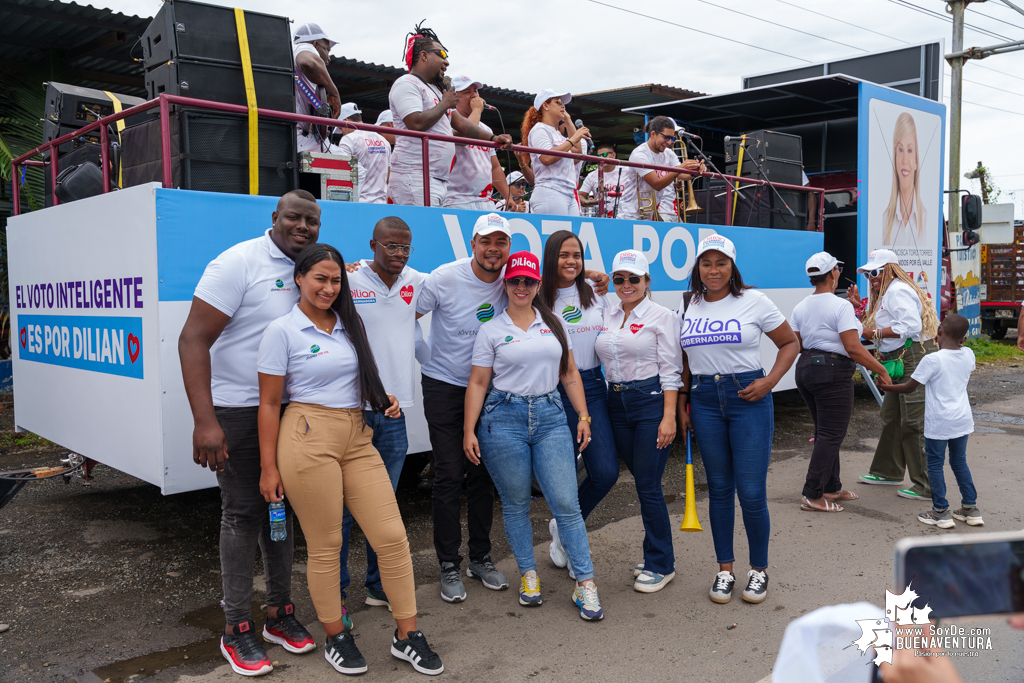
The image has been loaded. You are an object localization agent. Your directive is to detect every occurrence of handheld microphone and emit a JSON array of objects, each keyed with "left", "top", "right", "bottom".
[
  {"left": 442, "top": 76, "right": 452, "bottom": 90},
  {"left": 574, "top": 118, "right": 585, "bottom": 129},
  {"left": 484, "top": 104, "right": 498, "bottom": 111}
]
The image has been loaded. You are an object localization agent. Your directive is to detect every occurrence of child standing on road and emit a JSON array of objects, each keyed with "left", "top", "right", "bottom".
[{"left": 879, "top": 313, "right": 983, "bottom": 529}]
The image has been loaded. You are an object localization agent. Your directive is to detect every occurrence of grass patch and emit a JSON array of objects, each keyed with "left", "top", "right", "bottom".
[
  {"left": 0, "top": 431, "right": 53, "bottom": 451},
  {"left": 964, "top": 338, "right": 1023, "bottom": 363}
]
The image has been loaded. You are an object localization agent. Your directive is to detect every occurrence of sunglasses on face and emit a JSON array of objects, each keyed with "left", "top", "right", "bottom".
[
  {"left": 426, "top": 48, "right": 448, "bottom": 59},
  {"left": 658, "top": 132, "right": 676, "bottom": 143},
  {"left": 507, "top": 276, "right": 539, "bottom": 288},
  {"left": 613, "top": 275, "right": 644, "bottom": 285},
  {"left": 598, "top": 152, "right": 615, "bottom": 158},
  {"left": 867, "top": 268, "right": 883, "bottom": 278},
  {"left": 511, "top": 181, "right": 528, "bottom": 188},
  {"left": 382, "top": 243, "right": 415, "bottom": 256}
]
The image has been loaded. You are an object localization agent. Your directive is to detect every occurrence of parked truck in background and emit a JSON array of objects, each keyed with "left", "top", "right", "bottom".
[{"left": 979, "top": 219, "right": 1024, "bottom": 339}]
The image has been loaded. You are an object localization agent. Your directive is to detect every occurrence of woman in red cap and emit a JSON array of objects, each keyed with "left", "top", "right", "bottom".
[{"left": 463, "top": 251, "right": 604, "bottom": 621}]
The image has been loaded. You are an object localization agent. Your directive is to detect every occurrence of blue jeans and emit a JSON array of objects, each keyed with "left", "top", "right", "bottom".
[
  {"left": 478, "top": 390, "right": 595, "bottom": 582},
  {"left": 339, "top": 412, "right": 408, "bottom": 597},
  {"left": 558, "top": 366, "right": 619, "bottom": 520},
  {"left": 925, "top": 435, "right": 977, "bottom": 510},
  {"left": 607, "top": 376, "right": 674, "bottom": 576},
  {"left": 690, "top": 370, "right": 773, "bottom": 570}
]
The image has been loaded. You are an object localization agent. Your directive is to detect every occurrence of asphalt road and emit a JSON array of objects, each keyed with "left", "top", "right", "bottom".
[{"left": 1, "top": 365, "right": 1023, "bottom": 682}]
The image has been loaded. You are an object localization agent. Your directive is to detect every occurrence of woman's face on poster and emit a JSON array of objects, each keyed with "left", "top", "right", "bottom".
[{"left": 895, "top": 134, "right": 918, "bottom": 190}]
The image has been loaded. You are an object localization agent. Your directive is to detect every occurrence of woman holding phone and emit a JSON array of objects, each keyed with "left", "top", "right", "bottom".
[
  {"left": 463, "top": 251, "right": 604, "bottom": 621},
  {"left": 257, "top": 244, "right": 443, "bottom": 676}
]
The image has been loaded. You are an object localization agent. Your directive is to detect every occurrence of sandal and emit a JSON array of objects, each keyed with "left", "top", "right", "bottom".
[
  {"left": 800, "top": 496, "right": 843, "bottom": 512},
  {"left": 824, "top": 490, "right": 858, "bottom": 501}
]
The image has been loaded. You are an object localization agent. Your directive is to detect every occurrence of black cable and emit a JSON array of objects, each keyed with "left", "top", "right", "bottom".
[
  {"left": 695, "top": 0, "right": 868, "bottom": 52},
  {"left": 770, "top": 0, "right": 910, "bottom": 44},
  {"left": 967, "top": 5, "right": 1024, "bottom": 33},
  {"left": 885, "top": 0, "right": 1015, "bottom": 42}
]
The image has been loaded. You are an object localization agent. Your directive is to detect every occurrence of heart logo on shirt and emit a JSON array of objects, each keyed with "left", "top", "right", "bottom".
[
  {"left": 19, "top": 327, "right": 27, "bottom": 349},
  {"left": 630, "top": 324, "right": 644, "bottom": 335},
  {"left": 400, "top": 285, "right": 414, "bottom": 305},
  {"left": 127, "top": 334, "right": 141, "bottom": 364}
]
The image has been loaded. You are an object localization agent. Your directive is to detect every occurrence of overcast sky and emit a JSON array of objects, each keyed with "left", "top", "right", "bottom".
[{"left": 99, "top": 0, "right": 1024, "bottom": 216}]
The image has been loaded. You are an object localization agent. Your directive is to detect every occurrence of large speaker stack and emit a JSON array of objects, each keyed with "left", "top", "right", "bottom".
[
  {"left": 724, "top": 129, "right": 807, "bottom": 230},
  {"left": 122, "top": 0, "right": 297, "bottom": 196}
]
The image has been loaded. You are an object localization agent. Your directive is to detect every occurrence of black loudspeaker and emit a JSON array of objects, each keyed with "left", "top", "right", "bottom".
[
  {"left": 44, "top": 82, "right": 150, "bottom": 155},
  {"left": 44, "top": 143, "right": 119, "bottom": 207},
  {"left": 145, "top": 59, "right": 296, "bottom": 115},
  {"left": 725, "top": 130, "right": 804, "bottom": 187},
  {"left": 769, "top": 189, "right": 810, "bottom": 230},
  {"left": 121, "top": 110, "right": 297, "bottom": 196},
  {"left": 691, "top": 182, "right": 811, "bottom": 230}
]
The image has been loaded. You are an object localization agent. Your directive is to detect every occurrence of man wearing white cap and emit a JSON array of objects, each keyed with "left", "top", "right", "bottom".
[
  {"left": 374, "top": 110, "right": 396, "bottom": 146},
  {"left": 524, "top": 89, "right": 590, "bottom": 216},
  {"left": 293, "top": 23, "right": 342, "bottom": 154},
  {"left": 337, "top": 103, "right": 391, "bottom": 204},
  {"left": 444, "top": 76, "right": 512, "bottom": 211},
  {"left": 619, "top": 116, "right": 703, "bottom": 221},
  {"left": 494, "top": 171, "right": 530, "bottom": 213},
  {"left": 388, "top": 23, "right": 513, "bottom": 207}
]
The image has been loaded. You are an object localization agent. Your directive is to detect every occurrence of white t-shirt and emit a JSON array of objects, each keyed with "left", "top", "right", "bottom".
[
  {"left": 911, "top": 347, "right": 975, "bottom": 440},
  {"left": 338, "top": 130, "right": 391, "bottom": 204},
  {"left": 619, "top": 143, "right": 678, "bottom": 220},
  {"left": 416, "top": 258, "right": 507, "bottom": 387},
  {"left": 446, "top": 121, "right": 497, "bottom": 206},
  {"left": 494, "top": 198, "right": 530, "bottom": 213},
  {"left": 348, "top": 262, "right": 426, "bottom": 408},
  {"left": 194, "top": 229, "right": 297, "bottom": 407},
  {"left": 528, "top": 123, "right": 577, "bottom": 195},
  {"left": 257, "top": 305, "right": 360, "bottom": 409},
  {"left": 875, "top": 280, "right": 925, "bottom": 352},
  {"left": 389, "top": 74, "right": 454, "bottom": 179},
  {"left": 472, "top": 309, "right": 570, "bottom": 396},
  {"left": 680, "top": 290, "right": 787, "bottom": 376},
  {"left": 579, "top": 169, "right": 625, "bottom": 218},
  {"left": 791, "top": 293, "right": 863, "bottom": 357},
  {"left": 595, "top": 297, "right": 682, "bottom": 390},
  {"left": 553, "top": 283, "right": 613, "bottom": 370}
]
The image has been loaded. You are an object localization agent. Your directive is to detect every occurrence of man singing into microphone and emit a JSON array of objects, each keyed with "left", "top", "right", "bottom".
[
  {"left": 618, "top": 116, "right": 704, "bottom": 221},
  {"left": 388, "top": 23, "right": 513, "bottom": 207},
  {"left": 444, "top": 75, "right": 513, "bottom": 211}
]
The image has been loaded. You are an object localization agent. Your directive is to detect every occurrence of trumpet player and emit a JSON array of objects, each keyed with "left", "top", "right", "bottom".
[{"left": 618, "top": 116, "right": 704, "bottom": 221}]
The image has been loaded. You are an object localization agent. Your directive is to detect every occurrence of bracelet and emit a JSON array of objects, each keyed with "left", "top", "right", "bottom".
[
  {"left": 578, "top": 415, "right": 592, "bottom": 423},
  {"left": 679, "top": 390, "right": 690, "bottom": 396},
  {"left": 490, "top": 134, "right": 498, "bottom": 142}
]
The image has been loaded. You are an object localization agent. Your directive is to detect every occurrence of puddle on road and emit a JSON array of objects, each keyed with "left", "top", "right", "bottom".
[
  {"left": 974, "top": 410, "right": 1024, "bottom": 426},
  {"left": 92, "top": 601, "right": 262, "bottom": 682}
]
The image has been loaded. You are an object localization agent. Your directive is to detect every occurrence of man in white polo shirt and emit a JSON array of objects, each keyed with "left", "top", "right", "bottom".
[
  {"left": 337, "top": 102, "right": 391, "bottom": 204},
  {"left": 293, "top": 23, "right": 342, "bottom": 154},
  {"left": 444, "top": 75, "right": 511, "bottom": 211},
  {"left": 388, "top": 24, "right": 512, "bottom": 206},
  {"left": 178, "top": 190, "right": 320, "bottom": 676},
  {"left": 339, "top": 216, "right": 425, "bottom": 614}
]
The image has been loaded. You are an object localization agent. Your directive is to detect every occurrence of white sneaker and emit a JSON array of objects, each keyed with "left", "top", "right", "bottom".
[
  {"left": 633, "top": 561, "right": 645, "bottom": 578},
  {"left": 548, "top": 518, "right": 568, "bottom": 568},
  {"left": 742, "top": 569, "right": 768, "bottom": 604}
]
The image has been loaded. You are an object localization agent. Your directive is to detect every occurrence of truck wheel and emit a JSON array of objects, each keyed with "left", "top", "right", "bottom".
[{"left": 991, "top": 323, "right": 1008, "bottom": 340}]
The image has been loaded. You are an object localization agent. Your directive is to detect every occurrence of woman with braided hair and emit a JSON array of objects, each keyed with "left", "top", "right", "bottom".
[
  {"left": 387, "top": 21, "right": 513, "bottom": 206},
  {"left": 855, "top": 249, "right": 939, "bottom": 502}
]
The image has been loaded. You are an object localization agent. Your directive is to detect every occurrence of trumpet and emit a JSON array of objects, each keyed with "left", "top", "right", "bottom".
[
  {"left": 636, "top": 168, "right": 661, "bottom": 222},
  {"left": 673, "top": 136, "right": 702, "bottom": 223}
]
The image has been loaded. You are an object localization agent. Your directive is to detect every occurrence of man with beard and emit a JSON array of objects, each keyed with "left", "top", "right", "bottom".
[
  {"left": 178, "top": 190, "right": 321, "bottom": 676},
  {"left": 388, "top": 24, "right": 513, "bottom": 206},
  {"left": 618, "top": 116, "right": 704, "bottom": 221}
]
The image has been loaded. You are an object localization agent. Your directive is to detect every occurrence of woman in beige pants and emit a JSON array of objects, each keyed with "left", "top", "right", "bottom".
[{"left": 257, "top": 244, "right": 442, "bottom": 677}]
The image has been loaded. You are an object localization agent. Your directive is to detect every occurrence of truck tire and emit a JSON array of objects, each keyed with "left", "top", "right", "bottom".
[{"left": 991, "top": 323, "right": 1008, "bottom": 340}]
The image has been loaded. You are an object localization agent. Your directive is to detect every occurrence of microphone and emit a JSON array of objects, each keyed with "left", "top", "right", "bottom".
[
  {"left": 725, "top": 135, "right": 758, "bottom": 146},
  {"left": 484, "top": 103, "right": 498, "bottom": 111},
  {"left": 442, "top": 76, "right": 452, "bottom": 90},
  {"left": 674, "top": 128, "right": 700, "bottom": 140},
  {"left": 574, "top": 118, "right": 585, "bottom": 129}
]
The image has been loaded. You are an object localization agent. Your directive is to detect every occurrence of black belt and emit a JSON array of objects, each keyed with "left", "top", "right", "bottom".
[{"left": 802, "top": 348, "right": 849, "bottom": 360}]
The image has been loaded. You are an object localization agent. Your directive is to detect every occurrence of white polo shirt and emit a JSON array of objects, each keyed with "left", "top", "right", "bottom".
[
  {"left": 338, "top": 130, "right": 391, "bottom": 204},
  {"left": 618, "top": 143, "right": 678, "bottom": 220},
  {"left": 472, "top": 309, "right": 570, "bottom": 396},
  {"left": 528, "top": 123, "right": 577, "bottom": 195},
  {"left": 595, "top": 297, "right": 682, "bottom": 390},
  {"left": 257, "top": 305, "right": 360, "bottom": 409},
  {"left": 554, "top": 283, "right": 613, "bottom": 371},
  {"left": 389, "top": 74, "right": 454, "bottom": 180},
  {"left": 348, "top": 261, "right": 426, "bottom": 408},
  {"left": 446, "top": 121, "right": 497, "bottom": 206},
  {"left": 416, "top": 258, "right": 507, "bottom": 387},
  {"left": 194, "top": 229, "right": 298, "bottom": 407}
]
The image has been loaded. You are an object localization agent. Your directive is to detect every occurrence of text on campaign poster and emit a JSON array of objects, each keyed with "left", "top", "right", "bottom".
[{"left": 17, "top": 315, "right": 144, "bottom": 379}]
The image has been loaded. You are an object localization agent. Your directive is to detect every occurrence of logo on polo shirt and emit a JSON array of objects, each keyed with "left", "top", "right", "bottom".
[
  {"left": 476, "top": 303, "right": 495, "bottom": 322},
  {"left": 562, "top": 305, "right": 582, "bottom": 323},
  {"left": 504, "top": 335, "right": 513, "bottom": 342},
  {"left": 310, "top": 344, "right": 320, "bottom": 353},
  {"left": 271, "top": 278, "right": 291, "bottom": 292},
  {"left": 306, "top": 343, "right": 329, "bottom": 359},
  {"left": 351, "top": 288, "right": 377, "bottom": 305}
]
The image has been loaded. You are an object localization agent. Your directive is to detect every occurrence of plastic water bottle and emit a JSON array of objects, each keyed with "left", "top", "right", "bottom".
[{"left": 269, "top": 499, "right": 287, "bottom": 541}]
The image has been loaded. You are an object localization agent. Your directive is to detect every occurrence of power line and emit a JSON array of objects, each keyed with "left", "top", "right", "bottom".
[
  {"left": 585, "top": 0, "right": 812, "bottom": 63},
  {"left": 968, "top": 6, "right": 1024, "bottom": 33},
  {"left": 769, "top": 0, "right": 912, "bottom": 44},
  {"left": 974, "top": 62, "right": 1024, "bottom": 84},
  {"left": 944, "top": 94, "right": 1024, "bottom": 118},
  {"left": 885, "top": 0, "right": 1015, "bottom": 42},
  {"left": 694, "top": 0, "right": 868, "bottom": 52},
  {"left": 944, "top": 72, "right": 1024, "bottom": 98}
]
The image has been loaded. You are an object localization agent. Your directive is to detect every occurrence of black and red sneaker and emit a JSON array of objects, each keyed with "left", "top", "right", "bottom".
[
  {"left": 221, "top": 620, "right": 273, "bottom": 677},
  {"left": 263, "top": 603, "right": 315, "bottom": 654}
]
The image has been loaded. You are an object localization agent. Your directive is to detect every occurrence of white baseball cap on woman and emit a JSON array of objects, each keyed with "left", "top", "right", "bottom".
[
  {"left": 611, "top": 250, "right": 649, "bottom": 276},
  {"left": 805, "top": 252, "right": 842, "bottom": 276},
  {"left": 857, "top": 249, "right": 899, "bottom": 273},
  {"left": 534, "top": 89, "right": 571, "bottom": 111},
  {"left": 695, "top": 234, "right": 737, "bottom": 261}
]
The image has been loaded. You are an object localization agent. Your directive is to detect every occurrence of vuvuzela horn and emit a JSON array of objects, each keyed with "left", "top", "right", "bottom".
[{"left": 680, "top": 423, "right": 702, "bottom": 532}]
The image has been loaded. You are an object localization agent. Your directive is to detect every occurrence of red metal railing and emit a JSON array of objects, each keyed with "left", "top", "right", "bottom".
[{"left": 11, "top": 93, "right": 825, "bottom": 230}]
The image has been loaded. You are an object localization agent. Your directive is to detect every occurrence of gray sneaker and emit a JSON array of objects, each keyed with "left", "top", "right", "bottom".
[
  {"left": 440, "top": 562, "right": 466, "bottom": 603},
  {"left": 466, "top": 555, "right": 509, "bottom": 590},
  {"left": 951, "top": 507, "right": 984, "bottom": 526},
  {"left": 918, "top": 509, "right": 955, "bottom": 529}
]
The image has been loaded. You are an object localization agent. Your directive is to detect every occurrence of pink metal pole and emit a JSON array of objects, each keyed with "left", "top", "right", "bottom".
[
  {"left": 421, "top": 138, "right": 431, "bottom": 206},
  {"left": 100, "top": 125, "right": 111, "bottom": 193},
  {"left": 159, "top": 95, "right": 173, "bottom": 188},
  {"left": 598, "top": 167, "right": 605, "bottom": 217},
  {"left": 11, "top": 162, "right": 19, "bottom": 216},
  {"left": 817, "top": 189, "right": 825, "bottom": 232},
  {"left": 50, "top": 148, "right": 60, "bottom": 206},
  {"left": 725, "top": 182, "right": 733, "bottom": 226}
]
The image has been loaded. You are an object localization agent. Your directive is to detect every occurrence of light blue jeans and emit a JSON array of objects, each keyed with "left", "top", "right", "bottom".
[{"left": 478, "top": 390, "right": 595, "bottom": 582}]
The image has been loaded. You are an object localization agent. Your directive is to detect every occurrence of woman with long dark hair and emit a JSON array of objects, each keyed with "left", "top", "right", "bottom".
[
  {"left": 679, "top": 235, "right": 798, "bottom": 607},
  {"left": 538, "top": 231, "right": 618, "bottom": 576},
  {"left": 464, "top": 251, "right": 604, "bottom": 620},
  {"left": 257, "top": 244, "right": 443, "bottom": 676},
  {"left": 522, "top": 90, "right": 590, "bottom": 216}
]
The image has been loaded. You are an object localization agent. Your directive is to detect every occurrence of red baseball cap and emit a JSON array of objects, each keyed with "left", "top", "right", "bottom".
[{"left": 505, "top": 251, "right": 540, "bottom": 280}]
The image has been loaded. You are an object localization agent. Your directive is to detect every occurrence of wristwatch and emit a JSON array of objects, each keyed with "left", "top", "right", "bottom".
[{"left": 579, "top": 416, "right": 592, "bottom": 423}]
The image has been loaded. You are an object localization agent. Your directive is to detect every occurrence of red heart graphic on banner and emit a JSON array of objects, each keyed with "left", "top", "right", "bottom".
[
  {"left": 127, "top": 333, "right": 140, "bottom": 363},
  {"left": 629, "top": 324, "right": 644, "bottom": 334},
  {"left": 19, "top": 327, "right": 27, "bottom": 349},
  {"left": 400, "top": 285, "right": 414, "bottom": 305}
]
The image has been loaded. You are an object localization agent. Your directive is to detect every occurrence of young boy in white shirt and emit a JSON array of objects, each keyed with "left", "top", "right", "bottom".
[{"left": 879, "top": 313, "right": 983, "bottom": 528}]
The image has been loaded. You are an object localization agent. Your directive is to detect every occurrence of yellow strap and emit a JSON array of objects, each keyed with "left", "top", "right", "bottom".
[
  {"left": 234, "top": 8, "right": 259, "bottom": 194},
  {"left": 103, "top": 90, "right": 126, "bottom": 188},
  {"left": 730, "top": 134, "right": 746, "bottom": 226}
]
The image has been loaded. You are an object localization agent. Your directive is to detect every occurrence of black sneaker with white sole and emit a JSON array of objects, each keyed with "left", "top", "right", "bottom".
[
  {"left": 742, "top": 569, "right": 768, "bottom": 604},
  {"left": 221, "top": 620, "right": 273, "bottom": 677},
  {"left": 324, "top": 631, "right": 367, "bottom": 675},
  {"left": 709, "top": 571, "right": 735, "bottom": 604},
  {"left": 391, "top": 629, "right": 444, "bottom": 676}
]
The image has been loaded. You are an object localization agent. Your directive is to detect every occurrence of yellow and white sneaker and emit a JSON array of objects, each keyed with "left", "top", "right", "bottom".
[{"left": 518, "top": 570, "right": 542, "bottom": 606}]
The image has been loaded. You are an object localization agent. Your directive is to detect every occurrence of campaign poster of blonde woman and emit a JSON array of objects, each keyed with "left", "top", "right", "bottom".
[{"left": 866, "top": 99, "right": 942, "bottom": 298}]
